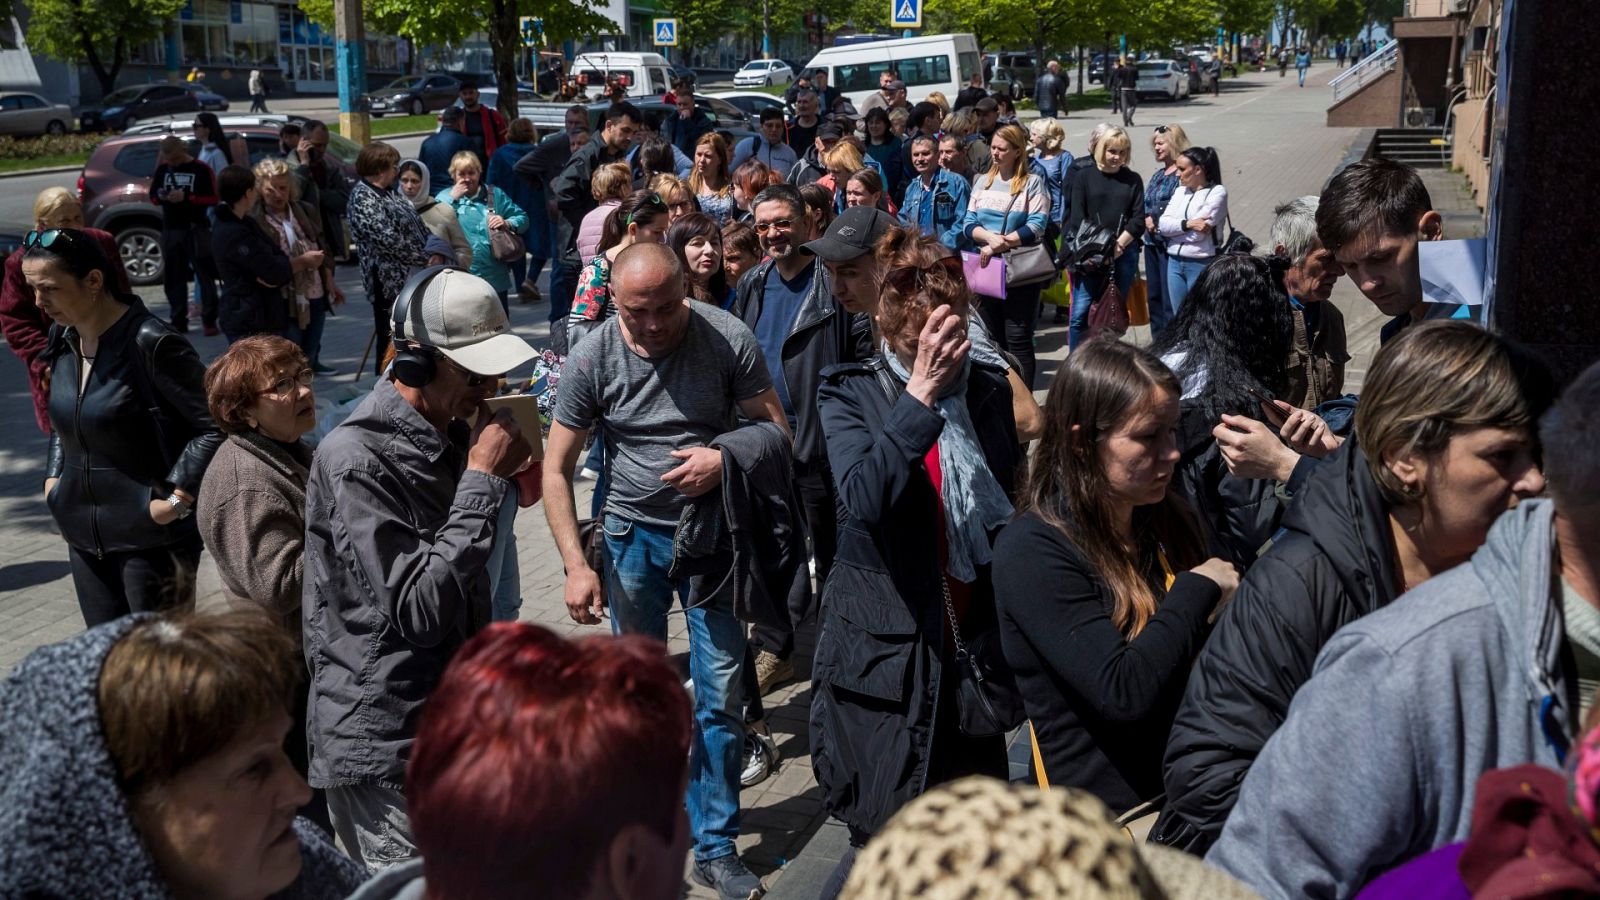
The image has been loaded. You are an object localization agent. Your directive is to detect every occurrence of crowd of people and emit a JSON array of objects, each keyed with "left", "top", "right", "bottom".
[{"left": 3, "top": 69, "right": 1599, "bottom": 900}]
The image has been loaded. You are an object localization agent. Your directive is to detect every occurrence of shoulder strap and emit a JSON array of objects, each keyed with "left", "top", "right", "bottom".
[{"left": 870, "top": 359, "right": 901, "bottom": 405}]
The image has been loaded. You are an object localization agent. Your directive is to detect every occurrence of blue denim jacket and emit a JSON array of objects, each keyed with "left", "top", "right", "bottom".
[{"left": 900, "top": 168, "right": 971, "bottom": 251}]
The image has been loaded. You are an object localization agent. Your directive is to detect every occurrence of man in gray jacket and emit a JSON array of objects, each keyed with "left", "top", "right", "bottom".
[
  {"left": 303, "top": 267, "right": 536, "bottom": 870},
  {"left": 1034, "top": 60, "right": 1068, "bottom": 119},
  {"left": 1208, "top": 360, "right": 1600, "bottom": 899}
]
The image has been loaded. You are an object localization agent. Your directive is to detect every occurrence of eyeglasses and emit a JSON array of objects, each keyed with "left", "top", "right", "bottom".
[
  {"left": 753, "top": 219, "right": 795, "bottom": 234},
  {"left": 1153, "top": 126, "right": 1170, "bottom": 134},
  {"left": 262, "top": 367, "right": 314, "bottom": 398},
  {"left": 24, "top": 229, "right": 80, "bottom": 251},
  {"left": 885, "top": 255, "right": 964, "bottom": 297},
  {"left": 628, "top": 193, "right": 666, "bottom": 225}
]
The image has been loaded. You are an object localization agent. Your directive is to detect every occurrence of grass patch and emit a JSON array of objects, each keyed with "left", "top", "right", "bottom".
[
  {"left": 1065, "top": 89, "right": 1113, "bottom": 111},
  {"left": 0, "top": 151, "right": 91, "bottom": 173},
  {"left": 329, "top": 114, "right": 437, "bottom": 137}
]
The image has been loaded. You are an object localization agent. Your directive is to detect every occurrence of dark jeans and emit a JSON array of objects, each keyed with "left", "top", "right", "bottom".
[
  {"left": 161, "top": 226, "right": 218, "bottom": 330},
  {"left": 749, "top": 460, "right": 837, "bottom": 661},
  {"left": 285, "top": 296, "right": 330, "bottom": 366},
  {"left": 250, "top": 93, "right": 269, "bottom": 113},
  {"left": 978, "top": 282, "right": 1043, "bottom": 389},
  {"left": 372, "top": 292, "right": 394, "bottom": 376},
  {"left": 549, "top": 257, "right": 578, "bottom": 324},
  {"left": 1069, "top": 246, "right": 1140, "bottom": 350},
  {"left": 1144, "top": 241, "right": 1172, "bottom": 337},
  {"left": 1119, "top": 88, "right": 1139, "bottom": 126},
  {"left": 68, "top": 532, "right": 203, "bottom": 627}
]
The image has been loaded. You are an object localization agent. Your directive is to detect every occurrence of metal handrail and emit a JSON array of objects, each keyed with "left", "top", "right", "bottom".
[{"left": 1330, "top": 38, "right": 1399, "bottom": 103}]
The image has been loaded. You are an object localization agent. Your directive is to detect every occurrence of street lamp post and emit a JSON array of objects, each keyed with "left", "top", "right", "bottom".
[
  {"left": 763, "top": 0, "right": 771, "bottom": 59},
  {"left": 334, "top": 0, "right": 369, "bottom": 145}
]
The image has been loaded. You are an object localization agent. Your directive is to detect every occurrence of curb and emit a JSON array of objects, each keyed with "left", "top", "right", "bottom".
[{"left": 0, "top": 163, "right": 86, "bottom": 180}]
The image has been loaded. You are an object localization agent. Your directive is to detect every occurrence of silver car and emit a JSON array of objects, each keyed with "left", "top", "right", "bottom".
[
  {"left": 1135, "top": 61, "right": 1192, "bottom": 102},
  {"left": 0, "top": 92, "right": 75, "bottom": 137}
]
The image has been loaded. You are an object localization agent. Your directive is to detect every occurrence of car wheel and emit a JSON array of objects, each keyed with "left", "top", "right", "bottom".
[
  {"left": 371, "top": 112, "right": 385, "bottom": 118},
  {"left": 411, "top": 98, "right": 424, "bottom": 116},
  {"left": 46, "top": 120, "right": 66, "bottom": 135},
  {"left": 764, "top": 76, "right": 771, "bottom": 87},
  {"left": 117, "top": 225, "right": 164, "bottom": 286}
]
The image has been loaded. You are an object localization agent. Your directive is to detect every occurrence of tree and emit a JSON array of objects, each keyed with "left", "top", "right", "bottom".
[
  {"left": 663, "top": 0, "right": 739, "bottom": 68},
  {"left": 300, "top": 0, "right": 610, "bottom": 119},
  {"left": 25, "top": 0, "right": 186, "bottom": 96}
]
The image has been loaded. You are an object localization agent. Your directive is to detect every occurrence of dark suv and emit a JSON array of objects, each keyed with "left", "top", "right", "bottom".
[{"left": 77, "top": 123, "right": 359, "bottom": 285}]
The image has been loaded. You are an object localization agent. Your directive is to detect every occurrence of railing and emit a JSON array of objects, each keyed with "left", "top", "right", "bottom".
[{"left": 1330, "top": 38, "right": 1399, "bottom": 103}]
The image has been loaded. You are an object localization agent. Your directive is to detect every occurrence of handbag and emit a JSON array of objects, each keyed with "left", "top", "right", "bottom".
[
  {"left": 1127, "top": 276, "right": 1150, "bottom": 327},
  {"left": 940, "top": 574, "right": 1027, "bottom": 737},
  {"left": 1087, "top": 276, "right": 1129, "bottom": 339},
  {"left": 486, "top": 190, "right": 526, "bottom": 264},
  {"left": 1063, "top": 215, "right": 1121, "bottom": 275},
  {"left": 997, "top": 185, "right": 1057, "bottom": 289},
  {"left": 1218, "top": 214, "right": 1254, "bottom": 256}
]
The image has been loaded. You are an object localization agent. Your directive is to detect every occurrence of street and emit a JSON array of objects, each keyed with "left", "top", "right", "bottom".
[{"left": 0, "top": 63, "right": 1399, "bottom": 896}]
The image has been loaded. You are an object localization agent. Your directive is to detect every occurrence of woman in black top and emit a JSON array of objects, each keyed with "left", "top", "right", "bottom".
[
  {"left": 1065, "top": 125, "right": 1144, "bottom": 350},
  {"left": 993, "top": 339, "right": 1237, "bottom": 814},
  {"left": 27, "top": 228, "right": 223, "bottom": 625}
]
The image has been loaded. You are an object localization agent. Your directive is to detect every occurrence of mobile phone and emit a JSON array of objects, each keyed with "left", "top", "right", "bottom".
[{"left": 1245, "top": 385, "right": 1289, "bottom": 424}]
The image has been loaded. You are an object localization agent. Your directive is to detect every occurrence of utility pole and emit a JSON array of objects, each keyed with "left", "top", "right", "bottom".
[
  {"left": 335, "top": 0, "right": 369, "bottom": 145},
  {"left": 762, "top": 0, "right": 771, "bottom": 59}
]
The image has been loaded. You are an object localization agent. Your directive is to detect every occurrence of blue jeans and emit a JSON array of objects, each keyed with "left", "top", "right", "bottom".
[
  {"left": 1143, "top": 242, "right": 1172, "bottom": 337},
  {"left": 1069, "top": 245, "right": 1140, "bottom": 349},
  {"left": 1165, "top": 255, "right": 1211, "bottom": 316},
  {"left": 549, "top": 256, "right": 577, "bottom": 324},
  {"left": 285, "top": 296, "right": 330, "bottom": 366},
  {"left": 487, "top": 482, "right": 521, "bottom": 621},
  {"left": 602, "top": 512, "right": 744, "bottom": 862}
]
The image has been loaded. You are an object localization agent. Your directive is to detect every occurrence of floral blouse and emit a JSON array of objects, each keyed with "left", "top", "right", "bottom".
[
  {"left": 347, "top": 179, "right": 430, "bottom": 303},
  {"left": 568, "top": 254, "right": 612, "bottom": 325},
  {"left": 697, "top": 190, "right": 737, "bottom": 228}
]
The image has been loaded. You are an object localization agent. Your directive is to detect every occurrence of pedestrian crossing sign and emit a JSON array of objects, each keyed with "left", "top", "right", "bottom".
[
  {"left": 891, "top": 0, "right": 921, "bottom": 28},
  {"left": 653, "top": 19, "right": 678, "bottom": 46}
]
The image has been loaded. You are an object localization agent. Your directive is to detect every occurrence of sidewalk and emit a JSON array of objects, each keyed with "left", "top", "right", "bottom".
[{"left": 0, "top": 61, "right": 1470, "bottom": 898}]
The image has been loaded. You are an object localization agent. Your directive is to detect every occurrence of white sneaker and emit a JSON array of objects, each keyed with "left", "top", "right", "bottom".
[{"left": 740, "top": 729, "right": 778, "bottom": 787}]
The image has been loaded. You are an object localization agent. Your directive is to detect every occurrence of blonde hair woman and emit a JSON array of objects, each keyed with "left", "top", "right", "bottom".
[
  {"left": 1143, "top": 123, "right": 1192, "bottom": 336},
  {"left": 651, "top": 173, "right": 697, "bottom": 223},
  {"left": 3, "top": 187, "right": 129, "bottom": 432},
  {"left": 958, "top": 123, "right": 1051, "bottom": 388},
  {"left": 687, "top": 133, "right": 735, "bottom": 226},
  {"left": 1064, "top": 124, "right": 1143, "bottom": 350},
  {"left": 439, "top": 149, "right": 529, "bottom": 307},
  {"left": 577, "top": 162, "right": 633, "bottom": 264},
  {"left": 821, "top": 140, "right": 868, "bottom": 213},
  {"left": 251, "top": 157, "right": 342, "bottom": 372}
]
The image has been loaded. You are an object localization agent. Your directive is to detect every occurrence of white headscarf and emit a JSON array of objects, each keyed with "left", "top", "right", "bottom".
[{"left": 398, "top": 158, "right": 433, "bottom": 210}]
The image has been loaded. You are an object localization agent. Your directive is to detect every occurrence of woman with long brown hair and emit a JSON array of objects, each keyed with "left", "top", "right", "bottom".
[
  {"left": 992, "top": 339, "right": 1238, "bottom": 815},
  {"left": 688, "top": 133, "right": 735, "bottom": 226}
]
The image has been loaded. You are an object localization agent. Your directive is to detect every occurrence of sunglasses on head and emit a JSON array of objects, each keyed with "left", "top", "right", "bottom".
[
  {"left": 23, "top": 229, "right": 81, "bottom": 251},
  {"left": 1153, "top": 126, "right": 1170, "bottom": 134},
  {"left": 884, "top": 255, "right": 964, "bottom": 297}
]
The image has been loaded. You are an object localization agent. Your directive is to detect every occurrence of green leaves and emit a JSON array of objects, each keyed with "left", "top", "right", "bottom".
[{"left": 26, "top": 0, "right": 186, "bottom": 92}]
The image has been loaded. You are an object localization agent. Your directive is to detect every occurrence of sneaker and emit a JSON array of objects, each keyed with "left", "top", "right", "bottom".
[
  {"left": 690, "top": 854, "right": 765, "bottom": 900},
  {"left": 754, "top": 650, "right": 793, "bottom": 696},
  {"left": 520, "top": 280, "right": 542, "bottom": 303},
  {"left": 741, "top": 729, "right": 778, "bottom": 788},
  {"left": 1052, "top": 308, "right": 1068, "bottom": 324},
  {"left": 202, "top": 324, "right": 220, "bottom": 337},
  {"left": 311, "top": 362, "right": 336, "bottom": 375}
]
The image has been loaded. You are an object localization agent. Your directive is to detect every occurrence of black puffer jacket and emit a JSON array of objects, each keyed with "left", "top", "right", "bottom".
[
  {"left": 1170, "top": 398, "right": 1283, "bottom": 567},
  {"left": 45, "top": 302, "right": 224, "bottom": 555},
  {"left": 811, "top": 356, "right": 1018, "bottom": 839},
  {"left": 1152, "top": 438, "right": 1400, "bottom": 853},
  {"left": 213, "top": 204, "right": 293, "bottom": 338}
]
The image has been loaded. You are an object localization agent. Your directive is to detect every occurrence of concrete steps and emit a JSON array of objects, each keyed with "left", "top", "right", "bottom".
[{"left": 1373, "top": 126, "right": 1453, "bottom": 168}]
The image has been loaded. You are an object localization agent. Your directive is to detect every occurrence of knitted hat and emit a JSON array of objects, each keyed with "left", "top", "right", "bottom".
[{"left": 840, "top": 777, "right": 1260, "bottom": 900}]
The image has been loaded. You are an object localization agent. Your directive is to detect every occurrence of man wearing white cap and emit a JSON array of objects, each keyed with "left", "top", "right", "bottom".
[{"left": 302, "top": 266, "right": 536, "bottom": 870}]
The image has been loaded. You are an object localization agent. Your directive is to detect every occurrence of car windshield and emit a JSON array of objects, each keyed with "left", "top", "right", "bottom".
[
  {"left": 324, "top": 133, "right": 361, "bottom": 165},
  {"left": 102, "top": 86, "right": 145, "bottom": 106},
  {"left": 744, "top": 62, "right": 766, "bottom": 70},
  {"left": 384, "top": 77, "right": 425, "bottom": 91},
  {"left": 1138, "top": 63, "right": 1169, "bottom": 74}
]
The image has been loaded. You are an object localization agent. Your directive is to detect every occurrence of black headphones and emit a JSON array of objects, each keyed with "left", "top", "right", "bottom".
[{"left": 389, "top": 264, "right": 456, "bottom": 388}]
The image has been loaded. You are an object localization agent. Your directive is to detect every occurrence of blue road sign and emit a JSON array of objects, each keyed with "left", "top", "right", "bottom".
[
  {"left": 653, "top": 18, "right": 678, "bottom": 47},
  {"left": 891, "top": 0, "right": 921, "bottom": 29}
]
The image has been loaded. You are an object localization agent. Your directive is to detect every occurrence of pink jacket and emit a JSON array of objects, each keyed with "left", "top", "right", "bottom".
[{"left": 577, "top": 200, "right": 621, "bottom": 266}]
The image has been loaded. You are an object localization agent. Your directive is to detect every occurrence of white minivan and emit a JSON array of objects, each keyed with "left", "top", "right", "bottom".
[
  {"left": 569, "top": 51, "right": 675, "bottom": 99},
  {"left": 803, "top": 34, "right": 981, "bottom": 111}
]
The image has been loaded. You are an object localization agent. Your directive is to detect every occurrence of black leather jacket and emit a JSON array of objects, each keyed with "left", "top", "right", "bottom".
[
  {"left": 45, "top": 302, "right": 223, "bottom": 555},
  {"left": 730, "top": 257, "right": 872, "bottom": 466},
  {"left": 214, "top": 204, "right": 293, "bottom": 337}
]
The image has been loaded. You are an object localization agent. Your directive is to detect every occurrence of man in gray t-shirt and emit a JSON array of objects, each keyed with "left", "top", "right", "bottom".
[{"left": 542, "top": 242, "right": 787, "bottom": 898}]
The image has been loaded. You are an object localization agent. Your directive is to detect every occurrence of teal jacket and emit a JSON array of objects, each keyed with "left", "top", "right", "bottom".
[{"left": 436, "top": 183, "right": 529, "bottom": 292}]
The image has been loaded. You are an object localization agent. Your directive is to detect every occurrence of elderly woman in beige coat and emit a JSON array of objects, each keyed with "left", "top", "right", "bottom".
[
  {"left": 397, "top": 157, "right": 472, "bottom": 267},
  {"left": 196, "top": 335, "right": 317, "bottom": 634}
]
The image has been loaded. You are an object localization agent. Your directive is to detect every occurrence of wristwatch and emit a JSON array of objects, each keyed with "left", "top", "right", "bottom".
[{"left": 166, "top": 492, "right": 194, "bottom": 521}]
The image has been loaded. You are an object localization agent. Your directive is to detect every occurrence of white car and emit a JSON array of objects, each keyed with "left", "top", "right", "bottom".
[
  {"left": 1135, "top": 60, "right": 1192, "bottom": 101},
  {"left": 0, "top": 92, "right": 75, "bottom": 137},
  {"left": 733, "top": 59, "right": 794, "bottom": 87}
]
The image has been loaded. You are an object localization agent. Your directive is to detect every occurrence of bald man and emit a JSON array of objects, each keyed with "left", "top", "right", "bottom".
[{"left": 541, "top": 242, "right": 786, "bottom": 899}]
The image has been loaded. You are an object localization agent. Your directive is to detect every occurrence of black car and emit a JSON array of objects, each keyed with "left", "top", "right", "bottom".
[
  {"left": 364, "top": 74, "right": 461, "bottom": 117},
  {"left": 78, "top": 83, "right": 221, "bottom": 132},
  {"left": 1088, "top": 54, "right": 1108, "bottom": 84},
  {"left": 579, "top": 96, "right": 757, "bottom": 143}
]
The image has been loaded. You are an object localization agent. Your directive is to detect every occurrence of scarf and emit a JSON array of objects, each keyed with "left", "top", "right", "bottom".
[
  {"left": 400, "top": 158, "right": 433, "bottom": 210},
  {"left": 884, "top": 343, "right": 1013, "bottom": 583}
]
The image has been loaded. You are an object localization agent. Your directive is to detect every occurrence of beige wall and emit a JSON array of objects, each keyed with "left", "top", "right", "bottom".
[{"left": 1327, "top": 67, "right": 1401, "bottom": 127}]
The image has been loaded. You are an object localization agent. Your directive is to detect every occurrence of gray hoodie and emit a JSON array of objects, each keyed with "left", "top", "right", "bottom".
[{"left": 1207, "top": 499, "right": 1576, "bottom": 899}]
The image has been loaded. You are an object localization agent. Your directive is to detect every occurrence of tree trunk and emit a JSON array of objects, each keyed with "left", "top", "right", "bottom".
[
  {"left": 1076, "top": 44, "right": 1084, "bottom": 95},
  {"left": 79, "top": 26, "right": 118, "bottom": 95},
  {"left": 488, "top": 0, "right": 520, "bottom": 120}
]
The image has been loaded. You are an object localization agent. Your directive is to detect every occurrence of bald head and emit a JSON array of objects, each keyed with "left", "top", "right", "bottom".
[{"left": 611, "top": 242, "right": 690, "bottom": 355}]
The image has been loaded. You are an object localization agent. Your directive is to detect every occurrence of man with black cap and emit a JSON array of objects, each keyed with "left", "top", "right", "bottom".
[
  {"left": 973, "top": 95, "right": 1002, "bottom": 142},
  {"left": 730, "top": 186, "right": 876, "bottom": 696},
  {"left": 787, "top": 120, "right": 843, "bottom": 187}
]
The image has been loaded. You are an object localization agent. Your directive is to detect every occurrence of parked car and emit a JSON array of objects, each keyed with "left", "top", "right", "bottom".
[
  {"left": 1088, "top": 53, "right": 1108, "bottom": 84},
  {"left": 506, "top": 95, "right": 757, "bottom": 142},
  {"left": 180, "top": 83, "right": 230, "bottom": 112},
  {"left": 732, "top": 59, "right": 794, "bottom": 87},
  {"left": 987, "top": 67, "right": 1024, "bottom": 101},
  {"left": 77, "top": 124, "right": 360, "bottom": 285},
  {"left": 1188, "top": 53, "right": 1221, "bottom": 94},
  {"left": 0, "top": 92, "right": 75, "bottom": 137},
  {"left": 447, "top": 85, "right": 543, "bottom": 117},
  {"left": 708, "top": 90, "right": 787, "bottom": 119},
  {"left": 79, "top": 84, "right": 212, "bottom": 132},
  {"left": 122, "top": 114, "right": 300, "bottom": 136},
  {"left": 1135, "top": 60, "right": 1192, "bottom": 101},
  {"left": 364, "top": 73, "right": 461, "bottom": 117},
  {"left": 984, "top": 52, "right": 1038, "bottom": 96}
]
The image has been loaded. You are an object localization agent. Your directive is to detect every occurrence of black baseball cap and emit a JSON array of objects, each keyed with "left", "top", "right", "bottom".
[
  {"left": 817, "top": 121, "right": 846, "bottom": 141},
  {"left": 974, "top": 96, "right": 999, "bottom": 113},
  {"left": 802, "top": 205, "right": 898, "bottom": 261}
]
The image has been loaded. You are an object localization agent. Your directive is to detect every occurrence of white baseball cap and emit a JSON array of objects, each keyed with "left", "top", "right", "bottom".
[{"left": 394, "top": 267, "right": 537, "bottom": 375}]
